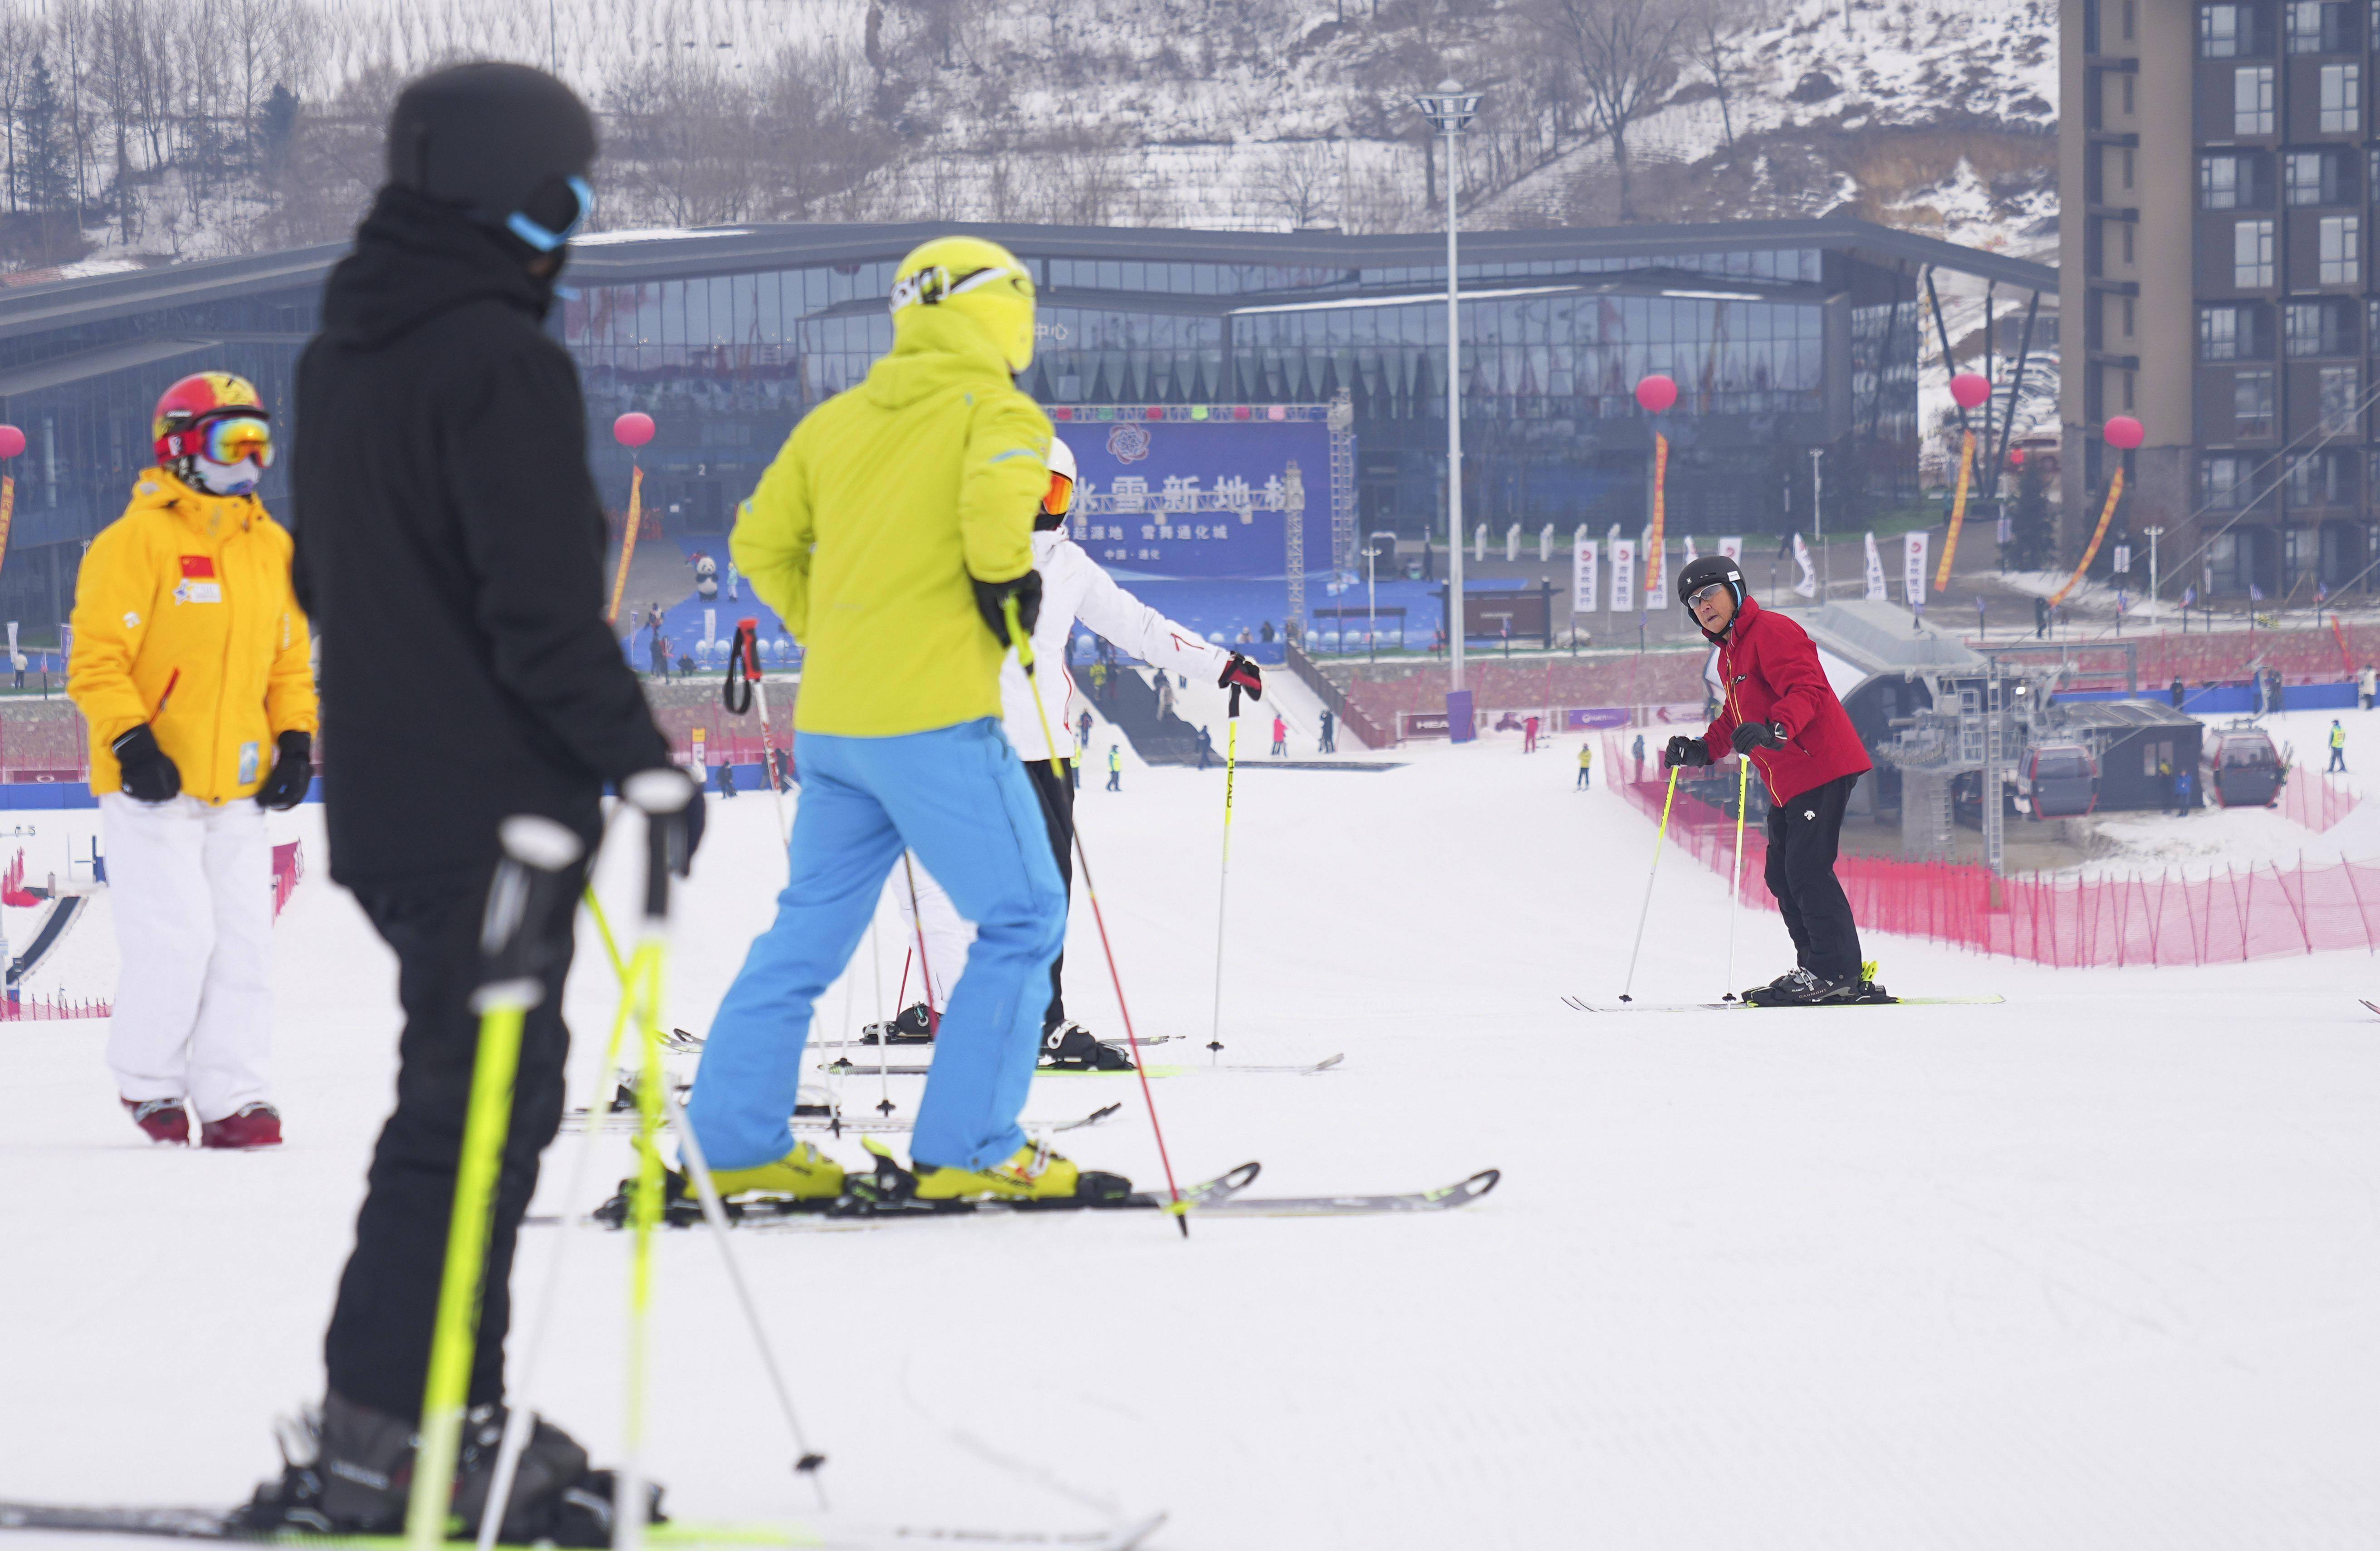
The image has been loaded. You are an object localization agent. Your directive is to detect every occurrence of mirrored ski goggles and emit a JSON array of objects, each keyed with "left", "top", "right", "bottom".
[
  {"left": 890, "top": 264, "right": 1033, "bottom": 314},
  {"left": 1042, "top": 469, "right": 1075, "bottom": 516},
  {"left": 202, "top": 415, "right": 274, "bottom": 468},
  {"left": 507, "top": 175, "right": 594, "bottom": 254},
  {"left": 1687, "top": 582, "right": 1733, "bottom": 611}
]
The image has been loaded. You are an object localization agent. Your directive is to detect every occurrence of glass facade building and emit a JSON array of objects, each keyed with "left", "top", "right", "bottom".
[{"left": 0, "top": 218, "right": 2046, "bottom": 637}]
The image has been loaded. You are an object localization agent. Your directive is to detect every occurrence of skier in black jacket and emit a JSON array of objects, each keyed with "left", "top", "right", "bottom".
[{"left": 242, "top": 64, "right": 694, "bottom": 1541}]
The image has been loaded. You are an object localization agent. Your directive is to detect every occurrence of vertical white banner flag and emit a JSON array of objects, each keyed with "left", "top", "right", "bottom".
[
  {"left": 1863, "top": 532, "right": 1887, "bottom": 600},
  {"left": 1572, "top": 531, "right": 1599, "bottom": 613},
  {"left": 1718, "top": 536, "right": 1743, "bottom": 563},
  {"left": 1790, "top": 534, "right": 1818, "bottom": 598},
  {"left": 703, "top": 607, "right": 717, "bottom": 649},
  {"left": 1610, "top": 538, "right": 1637, "bottom": 610},
  {"left": 1903, "top": 531, "right": 1929, "bottom": 607},
  {"left": 1681, "top": 535, "right": 1700, "bottom": 568},
  {"left": 1642, "top": 528, "right": 1668, "bottom": 607}
]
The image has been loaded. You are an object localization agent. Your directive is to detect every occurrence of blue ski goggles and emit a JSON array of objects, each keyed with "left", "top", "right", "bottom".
[{"left": 507, "top": 175, "right": 593, "bottom": 253}]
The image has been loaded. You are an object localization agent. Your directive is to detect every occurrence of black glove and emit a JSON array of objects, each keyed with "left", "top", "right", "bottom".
[
  {"left": 1731, "top": 720, "right": 1789, "bottom": 755},
  {"left": 971, "top": 570, "right": 1043, "bottom": 647},
  {"left": 254, "top": 730, "right": 313, "bottom": 811},
  {"left": 1661, "top": 734, "right": 1712, "bottom": 770},
  {"left": 1218, "top": 653, "right": 1264, "bottom": 700},
  {"left": 112, "top": 724, "right": 181, "bottom": 804}
]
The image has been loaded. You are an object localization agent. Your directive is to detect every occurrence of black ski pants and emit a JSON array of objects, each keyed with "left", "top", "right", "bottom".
[
  {"left": 1023, "top": 756, "right": 1075, "bottom": 1033},
  {"left": 1763, "top": 772, "right": 1864, "bottom": 984},
  {"left": 324, "top": 859, "right": 583, "bottom": 1421}
]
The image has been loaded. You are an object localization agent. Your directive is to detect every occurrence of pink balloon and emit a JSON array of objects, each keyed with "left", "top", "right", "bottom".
[
  {"left": 1949, "top": 372, "right": 1991, "bottom": 411},
  {"left": 613, "top": 411, "right": 656, "bottom": 449},
  {"left": 0, "top": 424, "right": 23, "bottom": 460},
  {"left": 2103, "top": 415, "right": 2145, "bottom": 450},
  {"left": 1634, "top": 374, "right": 1678, "bottom": 415}
]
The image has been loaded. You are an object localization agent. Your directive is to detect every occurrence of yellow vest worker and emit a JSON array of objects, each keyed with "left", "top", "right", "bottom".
[
  {"left": 66, "top": 372, "right": 318, "bottom": 1150},
  {"left": 687, "top": 236, "right": 1104, "bottom": 1206}
]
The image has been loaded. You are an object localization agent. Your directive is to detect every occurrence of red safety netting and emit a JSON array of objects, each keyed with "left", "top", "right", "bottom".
[
  {"left": 1601, "top": 733, "right": 2380, "bottom": 966},
  {"left": 272, "top": 841, "right": 304, "bottom": 919},
  {"left": 0, "top": 994, "right": 109, "bottom": 1020}
]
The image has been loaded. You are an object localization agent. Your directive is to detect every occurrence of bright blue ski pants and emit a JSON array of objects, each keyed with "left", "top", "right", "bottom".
[{"left": 686, "top": 719, "right": 1067, "bottom": 1172}]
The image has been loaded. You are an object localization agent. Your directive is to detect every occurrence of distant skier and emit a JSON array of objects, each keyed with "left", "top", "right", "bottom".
[
  {"left": 892, "top": 434, "right": 1259, "bottom": 1062},
  {"left": 1107, "top": 743, "right": 1122, "bottom": 790},
  {"left": 1665, "top": 554, "right": 1880, "bottom": 1006},
  {"left": 1577, "top": 742, "right": 1593, "bottom": 789},
  {"left": 2329, "top": 719, "right": 2347, "bottom": 772},
  {"left": 1631, "top": 731, "right": 1646, "bottom": 782},
  {"left": 715, "top": 755, "right": 738, "bottom": 798},
  {"left": 69, "top": 371, "right": 317, "bottom": 1151},
  {"left": 1270, "top": 712, "right": 1288, "bottom": 757},
  {"left": 1077, "top": 707, "right": 1092, "bottom": 753},
  {"left": 1319, "top": 707, "right": 1336, "bottom": 753},
  {"left": 2362, "top": 663, "right": 2376, "bottom": 710},
  {"left": 1197, "top": 724, "right": 1214, "bottom": 769},
  {"left": 1524, "top": 714, "right": 1540, "bottom": 753},
  {"left": 2173, "top": 763, "right": 2195, "bottom": 814},
  {"left": 2170, "top": 676, "right": 2186, "bottom": 711}
]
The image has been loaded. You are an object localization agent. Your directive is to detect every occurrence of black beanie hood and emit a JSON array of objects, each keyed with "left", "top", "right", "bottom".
[{"left": 385, "top": 63, "right": 596, "bottom": 235}]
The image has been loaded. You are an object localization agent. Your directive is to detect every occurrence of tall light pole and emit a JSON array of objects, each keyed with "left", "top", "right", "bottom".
[
  {"left": 2143, "top": 524, "right": 2165, "bottom": 612},
  {"left": 1416, "top": 83, "right": 1483, "bottom": 737}
]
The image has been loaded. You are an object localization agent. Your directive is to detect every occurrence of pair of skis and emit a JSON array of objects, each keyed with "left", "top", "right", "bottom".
[
  {"left": 1563, "top": 994, "right": 2006, "bottom": 1013},
  {"left": 581, "top": 1159, "right": 1500, "bottom": 1231},
  {"left": 818, "top": 1053, "right": 1345, "bottom": 1078}
]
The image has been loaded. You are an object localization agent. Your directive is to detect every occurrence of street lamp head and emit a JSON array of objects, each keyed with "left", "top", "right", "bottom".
[{"left": 1415, "top": 87, "right": 1485, "bottom": 133}]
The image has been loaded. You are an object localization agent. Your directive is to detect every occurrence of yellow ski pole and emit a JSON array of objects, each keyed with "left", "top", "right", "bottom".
[
  {"left": 1616, "top": 762, "right": 1683, "bottom": 1004},
  {"left": 1005, "top": 595, "right": 1191, "bottom": 1235},
  {"left": 1723, "top": 753, "right": 1752, "bottom": 1002},
  {"left": 1207, "top": 684, "right": 1242, "bottom": 1064},
  {"left": 405, "top": 816, "right": 586, "bottom": 1551}
]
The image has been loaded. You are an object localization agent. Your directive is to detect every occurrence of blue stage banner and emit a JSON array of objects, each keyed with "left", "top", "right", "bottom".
[{"left": 1054, "top": 407, "right": 1334, "bottom": 581}]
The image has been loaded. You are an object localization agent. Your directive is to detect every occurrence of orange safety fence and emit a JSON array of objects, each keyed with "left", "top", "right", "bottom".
[{"left": 1603, "top": 732, "right": 2380, "bottom": 966}]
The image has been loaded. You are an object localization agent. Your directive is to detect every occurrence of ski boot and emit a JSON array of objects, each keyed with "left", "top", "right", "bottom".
[
  {"left": 1811, "top": 961, "right": 1895, "bottom": 1005},
  {"left": 860, "top": 1002, "right": 937, "bottom": 1044},
  {"left": 703, "top": 1140, "right": 846, "bottom": 1204},
  {"left": 1038, "top": 1022, "right": 1136, "bottom": 1071},
  {"left": 201, "top": 1102, "right": 282, "bottom": 1150},
  {"left": 1742, "top": 968, "right": 1826, "bottom": 1006},
  {"left": 228, "top": 1391, "right": 656, "bottom": 1546},
  {"left": 122, "top": 1096, "right": 189, "bottom": 1145},
  {"left": 911, "top": 1139, "right": 1131, "bottom": 1203}
]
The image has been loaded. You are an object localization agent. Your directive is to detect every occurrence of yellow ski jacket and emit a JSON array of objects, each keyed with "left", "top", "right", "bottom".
[
  {"left": 735, "top": 306, "right": 1049, "bottom": 737},
  {"left": 69, "top": 469, "right": 318, "bottom": 803}
]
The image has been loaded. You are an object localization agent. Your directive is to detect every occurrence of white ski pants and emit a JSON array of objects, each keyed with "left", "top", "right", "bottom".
[
  {"left": 888, "top": 853, "right": 974, "bottom": 1012},
  {"left": 102, "top": 793, "right": 274, "bottom": 1122}
]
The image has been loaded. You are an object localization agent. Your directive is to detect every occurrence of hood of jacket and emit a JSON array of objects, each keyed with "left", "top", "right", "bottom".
[
  {"left": 127, "top": 466, "right": 269, "bottom": 541},
  {"left": 318, "top": 185, "right": 556, "bottom": 351},
  {"left": 1698, "top": 588, "right": 1766, "bottom": 647},
  {"left": 862, "top": 303, "right": 1017, "bottom": 412}
]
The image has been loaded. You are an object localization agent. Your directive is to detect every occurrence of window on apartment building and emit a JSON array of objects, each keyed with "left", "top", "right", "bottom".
[
  {"left": 2288, "top": 0, "right": 2351, "bottom": 49},
  {"left": 2322, "top": 214, "right": 2363, "bottom": 280},
  {"left": 2203, "top": 2, "right": 2245, "bottom": 54},
  {"left": 2121, "top": 73, "right": 2135, "bottom": 114},
  {"left": 2121, "top": 147, "right": 2135, "bottom": 189},
  {"left": 2120, "top": 220, "right": 2136, "bottom": 263},
  {"left": 2123, "top": 297, "right": 2136, "bottom": 337},
  {"left": 2203, "top": 455, "right": 2248, "bottom": 509},
  {"left": 2124, "top": 0, "right": 2137, "bottom": 39},
  {"left": 2291, "top": 449, "right": 2356, "bottom": 504},
  {"left": 2202, "top": 153, "right": 2243, "bottom": 207},
  {"left": 2321, "top": 363, "right": 2363, "bottom": 431},
  {"left": 2286, "top": 298, "right": 2356, "bottom": 352},
  {"left": 2286, "top": 148, "right": 2351, "bottom": 201},
  {"left": 2366, "top": 296, "right": 2380, "bottom": 344},
  {"left": 2204, "top": 305, "right": 2243, "bottom": 358},
  {"left": 2238, "top": 368, "right": 2278, "bottom": 435},
  {"left": 2322, "top": 64, "right": 2364, "bottom": 131},
  {"left": 2237, "top": 66, "right": 2277, "bottom": 133},
  {"left": 2237, "top": 218, "right": 2278, "bottom": 284}
]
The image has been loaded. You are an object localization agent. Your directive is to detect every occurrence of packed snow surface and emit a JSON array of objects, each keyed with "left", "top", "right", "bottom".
[{"left": 1, "top": 726, "right": 2376, "bottom": 1547}]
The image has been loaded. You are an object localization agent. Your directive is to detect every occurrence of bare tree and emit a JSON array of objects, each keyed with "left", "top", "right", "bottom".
[
  {"left": 753, "top": 39, "right": 888, "bottom": 220},
  {"left": 1683, "top": 0, "right": 1760, "bottom": 149},
  {"left": 0, "top": 3, "right": 51, "bottom": 215},
  {"left": 1259, "top": 139, "right": 1339, "bottom": 230},
  {"left": 602, "top": 56, "right": 762, "bottom": 227},
  {"left": 1538, "top": 0, "right": 1684, "bottom": 221}
]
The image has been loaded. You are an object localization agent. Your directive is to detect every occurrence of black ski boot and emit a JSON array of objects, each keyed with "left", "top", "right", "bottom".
[
  {"left": 860, "top": 1002, "right": 936, "bottom": 1044},
  {"left": 1742, "top": 968, "right": 1826, "bottom": 1006},
  {"left": 229, "top": 1392, "right": 660, "bottom": 1546},
  {"left": 1038, "top": 1023, "right": 1135, "bottom": 1071}
]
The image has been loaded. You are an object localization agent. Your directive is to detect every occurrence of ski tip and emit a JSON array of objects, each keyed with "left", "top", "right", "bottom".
[
  {"left": 1309, "top": 1053, "right": 1346, "bottom": 1072},
  {"left": 1453, "top": 1168, "right": 1501, "bottom": 1205}
]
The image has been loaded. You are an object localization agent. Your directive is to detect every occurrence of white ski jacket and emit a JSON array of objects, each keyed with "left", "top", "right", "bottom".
[{"left": 1002, "top": 528, "right": 1229, "bottom": 762}]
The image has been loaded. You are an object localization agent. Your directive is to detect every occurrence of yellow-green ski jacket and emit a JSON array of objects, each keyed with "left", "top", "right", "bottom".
[{"left": 735, "top": 308, "right": 1050, "bottom": 738}]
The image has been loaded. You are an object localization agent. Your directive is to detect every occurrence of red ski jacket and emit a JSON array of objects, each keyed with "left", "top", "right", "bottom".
[{"left": 1697, "top": 594, "right": 1871, "bottom": 805}]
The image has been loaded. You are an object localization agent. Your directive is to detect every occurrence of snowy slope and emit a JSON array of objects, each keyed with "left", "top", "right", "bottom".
[{"left": 2, "top": 738, "right": 2377, "bottom": 1546}]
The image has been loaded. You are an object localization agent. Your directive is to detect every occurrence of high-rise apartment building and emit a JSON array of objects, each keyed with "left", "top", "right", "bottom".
[{"left": 2063, "top": 0, "right": 2380, "bottom": 597}]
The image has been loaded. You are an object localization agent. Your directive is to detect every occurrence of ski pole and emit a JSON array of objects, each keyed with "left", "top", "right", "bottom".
[
  {"left": 1722, "top": 754, "right": 1751, "bottom": 1002},
  {"left": 1005, "top": 595, "right": 1190, "bottom": 1235},
  {"left": 405, "top": 816, "right": 586, "bottom": 1551},
  {"left": 1616, "top": 763, "right": 1683, "bottom": 1003},
  {"left": 1207, "top": 683, "right": 1242, "bottom": 1063},
  {"left": 730, "top": 619, "right": 792, "bottom": 847},
  {"left": 621, "top": 770, "right": 828, "bottom": 1518}
]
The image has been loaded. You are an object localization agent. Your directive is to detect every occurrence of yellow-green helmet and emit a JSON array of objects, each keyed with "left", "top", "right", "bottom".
[{"left": 890, "top": 236, "right": 1038, "bottom": 373}]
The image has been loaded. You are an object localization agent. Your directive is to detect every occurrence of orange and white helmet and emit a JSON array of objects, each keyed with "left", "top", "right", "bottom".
[{"left": 152, "top": 372, "right": 273, "bottom": 478}]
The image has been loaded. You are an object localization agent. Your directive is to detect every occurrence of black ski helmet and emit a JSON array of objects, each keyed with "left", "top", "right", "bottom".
[
  {"left": 1676, "top": 553, "right": 1746, "bottom": 612},
  {"left": 386, "top": 63, "right": 596, "bottom": 253}
]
